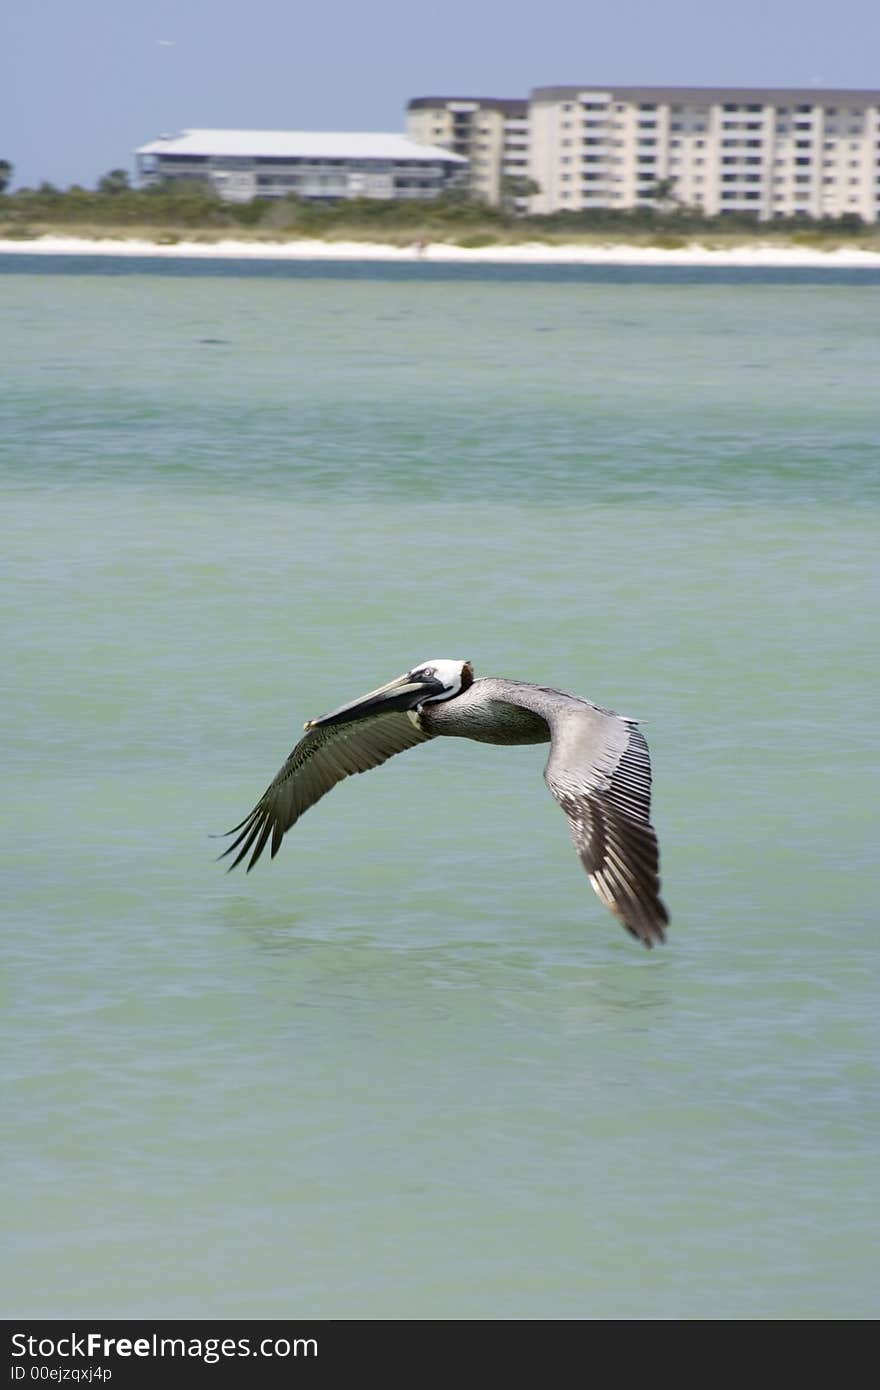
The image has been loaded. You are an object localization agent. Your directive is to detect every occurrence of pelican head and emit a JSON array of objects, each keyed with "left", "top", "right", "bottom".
[{"left": 305, "top": 659, "right": 473, "bottom": 730}]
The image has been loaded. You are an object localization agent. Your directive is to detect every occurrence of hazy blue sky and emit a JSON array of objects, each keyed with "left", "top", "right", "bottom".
[{"left": 4, "top": 0, "right": 879, "bottom": 189}]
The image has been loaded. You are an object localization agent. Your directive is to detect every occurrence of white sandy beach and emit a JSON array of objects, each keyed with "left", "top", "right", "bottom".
[{"left": 1, "top": 233, "right": 880, "bottom": 267}]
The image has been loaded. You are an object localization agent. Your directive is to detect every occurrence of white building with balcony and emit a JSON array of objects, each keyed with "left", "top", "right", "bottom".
[
  {"left": 406, "top": 97, "right": 530, "bottom": 206},
  {"left": 408, "top": 86, "right": 880, "bottom": 220},
  {"left": 529, "top": 85, "right": 880, "bottom": 221},
  {"left": 135, "top": 130, "right": 467, "bottom": 203}
]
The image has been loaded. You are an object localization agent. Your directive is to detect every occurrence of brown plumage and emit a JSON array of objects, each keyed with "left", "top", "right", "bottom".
[{"left": 220, "top": 659, "right": 668, "bottom": 947}]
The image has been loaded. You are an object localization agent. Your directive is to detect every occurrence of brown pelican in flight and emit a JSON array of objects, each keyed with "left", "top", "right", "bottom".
[{"left": 221, "top": 660, "right": 668, "bottom": 947}]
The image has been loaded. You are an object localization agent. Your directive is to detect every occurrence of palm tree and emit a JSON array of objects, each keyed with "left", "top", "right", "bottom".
[
  {"left": 499, "top": 175, "right": 540, "bottom": 215},
  {"left": 645, "top": 176, "right": 678, "bottom": 210}
]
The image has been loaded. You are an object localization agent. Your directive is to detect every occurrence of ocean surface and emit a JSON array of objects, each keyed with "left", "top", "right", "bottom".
[{"left": 2, "top": 255, "right": 878, "bottom": 1320}]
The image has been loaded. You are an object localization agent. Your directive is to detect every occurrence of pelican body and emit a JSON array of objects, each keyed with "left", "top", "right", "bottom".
[{"left": 221, "top": 659, "right": 668, "bottom": 947}]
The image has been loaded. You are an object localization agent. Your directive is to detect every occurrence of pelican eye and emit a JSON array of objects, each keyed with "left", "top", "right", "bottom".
[{"left": 417, "top": 667, "right": 436, "bottom": 679}]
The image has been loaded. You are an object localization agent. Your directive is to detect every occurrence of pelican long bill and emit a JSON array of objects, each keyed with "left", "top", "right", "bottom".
[
  {"left": 304, "top": 669, "right": 446, "bottom": 730},
  {"left": 220, "top": 657, "right": 668, "bottom": 947}
]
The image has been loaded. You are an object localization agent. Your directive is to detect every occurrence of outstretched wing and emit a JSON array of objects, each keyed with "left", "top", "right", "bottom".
[
  {"left": 220, "top": 711, "right": 433, "bottom": 872},
  {"left": 543, "top": 702, "right": 668, "bottom": 947}
]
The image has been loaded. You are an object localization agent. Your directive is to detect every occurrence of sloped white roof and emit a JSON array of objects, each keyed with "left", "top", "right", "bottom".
[{"left": 136, "top": 129, "right": 466, "bottom": 163}]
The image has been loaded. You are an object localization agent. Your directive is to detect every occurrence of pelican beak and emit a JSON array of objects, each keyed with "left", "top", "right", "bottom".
[{"left": 304, "top": 670, "right": 445, "bottom": 730}]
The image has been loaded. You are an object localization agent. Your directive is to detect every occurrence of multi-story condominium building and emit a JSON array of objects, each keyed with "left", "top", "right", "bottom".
[
  {"left": 409, "top": 86, "right": 880, "bottom": 220},
  {"left": 406, "top": 97, "right": 530, "bottom": 205},
  {"left": 135, "top": 130, "right": 467, "bottom": 203}
]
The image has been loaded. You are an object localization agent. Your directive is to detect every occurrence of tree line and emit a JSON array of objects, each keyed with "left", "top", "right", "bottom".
[{"left": 0, "top": 162, "right": 871, "bottom": 238}]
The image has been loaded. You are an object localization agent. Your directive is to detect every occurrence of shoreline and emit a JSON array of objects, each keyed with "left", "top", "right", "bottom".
[{"left": 1, "top": 233, "right": 880, "bottom": 268}]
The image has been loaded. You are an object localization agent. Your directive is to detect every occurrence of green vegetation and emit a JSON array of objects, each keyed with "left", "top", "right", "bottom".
[
  {"left": 0, "top": 178, "right": 877, "bottom": 251},
  {"left": 499, "top": 174, "right": 541, "bottom": 216},
  {"left": 96, "top": 168, "right": 131, "bottom": 195}
]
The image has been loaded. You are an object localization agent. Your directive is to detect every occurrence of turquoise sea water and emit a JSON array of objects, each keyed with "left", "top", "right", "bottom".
[{"left": 2, "top": 256, "right": 878, "bottom": 1319}]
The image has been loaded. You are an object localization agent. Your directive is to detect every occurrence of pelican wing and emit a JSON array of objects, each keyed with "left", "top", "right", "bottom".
[
  {"left": 542, "top": 701, "right": 668, "bottom": 947},
  {"left": 220, "top": 711, "right": 433, "bottom": 872}
]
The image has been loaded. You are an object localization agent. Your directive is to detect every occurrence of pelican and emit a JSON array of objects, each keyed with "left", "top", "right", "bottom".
[{"left": 220, "top": 659, "right": 668, "bottom": 947}]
